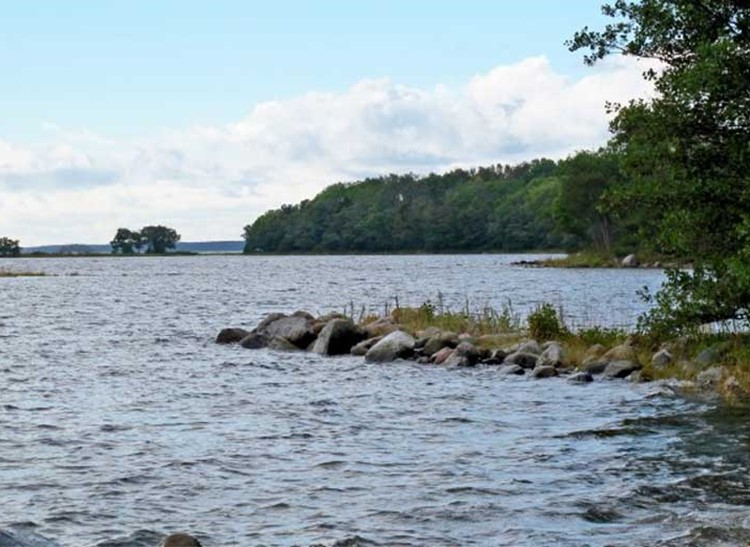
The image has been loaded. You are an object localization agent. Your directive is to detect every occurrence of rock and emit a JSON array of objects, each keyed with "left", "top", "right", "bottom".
[
  {"left": 361, "top": 316, "right": 399, "bottom": 338},
  {"left": 603, "top": 343, "right": 637, "bottom": 362},
  {"left": 239, "top": 332, "right": 271, "bottom": 349},
  {"left": 350, "top": 336, "right": 383, "bottom": 356},
  {"left": 432, "top": 347, "right": 454, "bottom": 365},
  {"left": 503, "top": 351, "right": 539, "bottom": 369},
  {"left": 364, "top": 330, "right": 415, "bottom": 363},
  {"left": 312, "top": 319, "right": 365, "bottom": 356},
  {"left": 695, "top": 346, "right": 722, "bottom": 367},
  {"left": 584, "top": 361, "right": 607, "bottom": 374},
  {"left": 0, "top": 528, "right": 60, "bottom": 547},
  {"left": 421, "top": 331, "right": 459, "bottom": 357},
  {"left": 267, "top": 336, "right": 301, "bottom": 351},
  {"left": 160, "top": 533, "right": 203, "bottom": 547},
  {"left": 258, "top": 315, "right": 315, "bottom": 349},
  {"left": 215, "top": 327, "right": 249, "bottom": 344},
  {"left": 292, "top": 310, "right": 315, "bottom": 321},
  {"left": 498, "top": 364, "right": 525, "bottom": 375},
  {"left": 536, "top": 342, "right": 565, "bottom": 368},
  {"left": 416, "top": 326, "right": 442, "bottom": 340},
  {"left": 568, "top": 372, "right": 594, "bottom": 383},
  {"left": 255, "top": 312, "right": 287, "bottom": 332},
  {"left": 628, "top": 370, "right": 651, "bottom": 383},
  {"left": 481, "top": 348, "right": 508, "bottom": 365},
  {"left": 603, "top": 360, "right": 641, "bottom": 379},
  {"left": 582, "top": 344, "right": 607, "bottom": 366},
  {"left": 532, "top": 365, "right": 558, "bottom": 378},
  {"left": 697, "top": 366, "right": 726, "bottom": 387},
  {"left": 517, "top": 340, "right": 542, "bottom": 355},
  {"left": 723, "top": 375, "right": 743, "bottom": 396},
  {"left": 651, "top": 349, "right": 673, "bottom": 368},
  {"left": 443, "top": 342, "right": 481, "bottom": 367},
  {"left": 621, "top": 254, "right": 640, "bottom": 267},
  {"left": 416, "top": 356, "right": 431, "bottom": 364}
]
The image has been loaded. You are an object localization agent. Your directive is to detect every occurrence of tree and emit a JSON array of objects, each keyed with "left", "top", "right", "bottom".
[
  {"left": 0, "top": 237, "right": 21, "bottom": 257},
  {"left": 140, "top": 225, "right": 181, "bottom": 254},
  {"left": 110, "top": 228, "right": 140, "bottom": 254},
  {"left": 570, "top": 1, "right": 750, "bottom": 331}
]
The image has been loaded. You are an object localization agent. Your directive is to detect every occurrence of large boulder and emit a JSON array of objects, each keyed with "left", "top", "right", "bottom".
[
  {"left": 259, "top": 315, "right": 316, "bottom": 349},
  {"left": 365, "top": 330, "right": 415, "bottom": 363},
  {"left": 536, "top": 342, "right": 565, "bottom": 368},
  {"left": 443, "top": 342, "right": 481, "bottom": 367},
  {"left": 350, "top": 336, "right": 383, "bottom": 356},
  {"left": 603, "top": 360, "right": 641, "bottom": 379},
  {"left": 421, "top": 331, "right": 459, "bottom": 357},
  {"left": 532, "top": 365, "right": 558, "bottom": 378},
  {"left": 517, "top": 340, "right": 542, "bottom": 355},
  {"left": 603, "top": 343, "right": 637, "bottom": 362},
  {"left": 651, "top": 349, "right": 673, "bottom": 369},
  {"left": 215, "top": 327, "right": 249, "bottom": 344},
  {"left": 584, "top": 360, "right": 608, "bottom": 374},
  {"left": 312, "top": 319, "right": 365, "bottom": 356},
  {"left": 582, "top": 344, "right": 607, "bottom": 367},
  {"left": 621, "top": 254, "right": 640, "bottom": 267},
  {"left": 239, "top": 332, "right": 271, "bottom": 349},
  {"left": 503, "top": 351, "right": 539, "bottom": 369},
  {"left": 267, "top": 336, "right": 301, "bottom": 352},
  {"left": 361, "top": 316, "right": 399, "bottom": 338}
]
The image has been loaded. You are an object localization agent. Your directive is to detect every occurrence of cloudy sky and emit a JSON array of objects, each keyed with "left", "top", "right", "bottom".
[{"left": 0, "top": 1, "right": 655, "bottom": 246}]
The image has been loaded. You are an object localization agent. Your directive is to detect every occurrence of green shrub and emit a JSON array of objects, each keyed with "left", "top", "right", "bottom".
[{"left": 528, "top": 303, "right": 567, "bottom": 340}]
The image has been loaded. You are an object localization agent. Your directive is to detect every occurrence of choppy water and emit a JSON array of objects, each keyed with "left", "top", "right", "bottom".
[{"left": 1, "top": 254, "right": 749, "bottom": 546}]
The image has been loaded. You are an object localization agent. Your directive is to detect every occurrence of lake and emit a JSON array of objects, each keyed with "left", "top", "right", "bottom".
[{"left": 1, "top": 255, "right": 749, "bottom": 546}]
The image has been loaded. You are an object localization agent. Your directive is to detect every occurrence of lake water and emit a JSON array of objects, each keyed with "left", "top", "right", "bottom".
[{"left": 1, "top": 254, "right": 749, "bottom": 546}]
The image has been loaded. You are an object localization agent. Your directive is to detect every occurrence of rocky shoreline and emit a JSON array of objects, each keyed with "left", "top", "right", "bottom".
[{"left": 216, "top": 310, "right": 739, "bottom": 393}]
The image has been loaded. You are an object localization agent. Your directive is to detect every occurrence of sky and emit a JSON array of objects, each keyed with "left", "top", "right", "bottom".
[{"left": 0, "top": 1, "right": 656, "bottom": 246}]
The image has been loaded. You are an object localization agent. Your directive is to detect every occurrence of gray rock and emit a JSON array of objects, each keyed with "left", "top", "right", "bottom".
[
  {"left": 568, "top": 372, "right": 594, "bottom": 383},
  {"left": 697, "top": 366, "right": 726, "bottom": 387},
  {"left": 215, "top": 327, "right": 250, "bottom": 344},
  {"left": 628, "top": 370, "right": 651, "bottom": 383},
  {"left": 365, "top": 330, "right": 415, "bottom": 363},
  {"left": 532, "top": 365, "right": 558, "bottom": 378},
  {"left": 267, "top": 336, "right": 301, "bottom": 352},
  {"left": 603, "top": 343, "right": 637, "bottom": 362},
  {"left": 0, "top": 528, "right": 60, "bottom": 547},
  {"left": 160, "top": 533, "right": 203, "bottom": 547},
  {"left": 255, "top": 312, "right": 287, "bottom": 332},
  {"left": 695, "top": 346, "right": 721, "bottom": 367},
  {"left": 603, "top": 360, "right": 641, "bottom": 379},
  {"left": 443, "top": 342, "right": 481, "bottom": 367},
  {"left": 239, "top": 332, "right": 271, "bottom": 349},
  {"left": 536, "top": 342, "right": 565, "bottom": 368},
  {"left": 481, "top": 348, "right": 508, "bottom": 365},
  {"left": 498, "top": 364, "right": 525, "bottom": 375},
  {"left": 584, "top": 360, "right": 608, "bottom": 374},
  {"left": 651, "top": 349, "right": 673, "bottom": 368},
  {"left": 259, "top": 315, "right": 316, "bottom": 349},
  {"left": 621, "top": 254, "right": 639, "bottom": 267},
  {"left": 517, "top": 340, "right": 542, "bottom": 355},
  {"left": 422, "top": 331, "right": 459, "bottom": 357},
  {"left": 291, "top": 310, "right": 315, "bottom": 321},
  {"left": 504, "top": 351, "right": 540, "bottom": 369},
  {"left": 350, "top": 336, "right": 383, "bottom": 356},
  {"left": 361, "top": 316, "right": 399, "bottom": 338},
  {"left": 312, "top": 319, "right": 365, "bottom": 356}
]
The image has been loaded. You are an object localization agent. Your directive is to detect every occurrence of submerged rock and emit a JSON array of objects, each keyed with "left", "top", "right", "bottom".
[
  {"left": 215, "top": 327, "right": 249, "bottom": 344},
  {"left": 531, "top": 365, "right": 558, "bottom": 378},
  {"left": 568, "top": 371, "right": 594, "bottom": 383},
  {"left": 160, "top": 533, "right": 203, "bottom": 547},
  {"left": 364, "top": 330, "right": 415, "bottom": 363},
  {"left": 498, "top": 363, "right": 525, "bottom": 375},
  {"left": 239, "top": 332, "right": 271, "bottom": 349}
]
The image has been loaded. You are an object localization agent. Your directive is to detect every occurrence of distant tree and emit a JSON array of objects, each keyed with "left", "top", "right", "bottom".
[
  {"left": 0, "top": 237, "right": 21, "bottom": 257},
  {"left": 110, "top": 228, "right": 140, "bottom": 254},
  {"left": 140, "top": 225, "right": 181, "bottom": 254}
]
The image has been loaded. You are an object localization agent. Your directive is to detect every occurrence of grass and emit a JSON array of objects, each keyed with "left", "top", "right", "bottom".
[{"left": 0, "top": 267, "right": 47, "bottom": 277}]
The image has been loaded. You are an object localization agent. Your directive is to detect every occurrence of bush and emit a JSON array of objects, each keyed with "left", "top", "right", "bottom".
[{"left": 528, "top": 303, "right": 567, "bottom": 341}]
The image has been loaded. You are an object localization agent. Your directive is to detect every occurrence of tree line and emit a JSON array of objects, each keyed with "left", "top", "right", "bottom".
[
  {"left": 0, "top": 237, "right": 21, "bottom": 257},
  {"left": 241, "top": 154, "right": 647, "bottom": 255}
]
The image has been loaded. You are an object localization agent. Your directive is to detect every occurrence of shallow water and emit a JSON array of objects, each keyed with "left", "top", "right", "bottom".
[{"left": 1, "top": 255, "right": 749, "bottom": 546}]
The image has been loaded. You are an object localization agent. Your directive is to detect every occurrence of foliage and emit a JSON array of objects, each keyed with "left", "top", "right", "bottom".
[
  {"left": 241, "top": 158, "right": 629, "bottom": 253},
  {"left": 576, "top": 325, "right": 628, "bottom": 347},
  {"left": 390, "top": 300, "right": 521, "bottom": 336},
  {"left": 111, "top": 225, "right": 181, "bottom": 254},
  {"left": 527, "top": 303, "right": 568, "bottom": 341},
  {"left": 0, "top": 237, "right": 21, "bottom": 257},
  {"left": 570, "top": 1, "right": 750, "bottom": 331}
]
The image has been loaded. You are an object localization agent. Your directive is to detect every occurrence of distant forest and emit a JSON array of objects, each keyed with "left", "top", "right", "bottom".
[{"left": 242, "top": 152, "right": 647, "bottom": 254}]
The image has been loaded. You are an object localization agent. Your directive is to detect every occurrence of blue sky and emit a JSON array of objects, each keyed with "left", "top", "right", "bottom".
[{"left": 0, "top": 1, "right": 655, "bottom": 245}]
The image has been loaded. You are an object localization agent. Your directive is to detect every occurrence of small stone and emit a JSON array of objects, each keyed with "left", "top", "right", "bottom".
[{"left": 532, "top": 365, "right": 557, "bottom": 378}]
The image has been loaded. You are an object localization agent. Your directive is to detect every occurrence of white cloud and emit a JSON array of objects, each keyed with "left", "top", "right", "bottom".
[{"left": 0, "top": 56, "right": 657, "bottom": 246}]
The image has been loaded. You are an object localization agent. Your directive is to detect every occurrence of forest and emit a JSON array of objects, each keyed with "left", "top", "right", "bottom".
[{"left": 242, "top": 152, "right": 643, "bottom": 255}]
